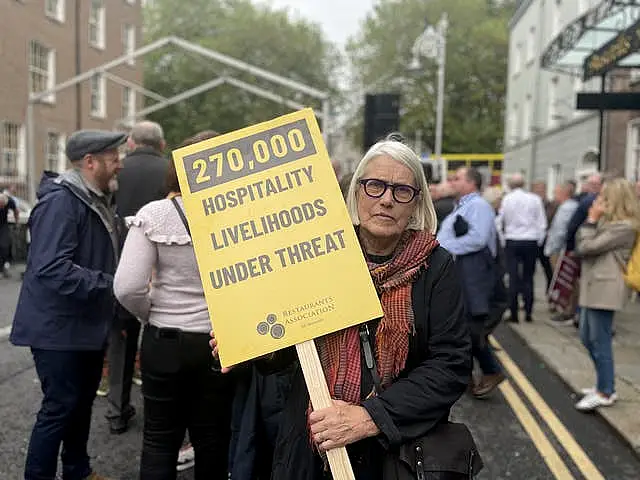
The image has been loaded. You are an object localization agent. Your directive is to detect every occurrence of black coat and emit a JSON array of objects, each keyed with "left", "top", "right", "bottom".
[
  {"left": 115, "top": 146, "right": 169, "bottom": 218},
  {"left": 268, "top": 246, "right": 472, "bottom": 480}
]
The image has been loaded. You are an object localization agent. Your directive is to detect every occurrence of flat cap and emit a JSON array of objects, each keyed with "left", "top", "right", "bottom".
[{"left": 66, "top": 130, "right": 128, "bottom": 162}]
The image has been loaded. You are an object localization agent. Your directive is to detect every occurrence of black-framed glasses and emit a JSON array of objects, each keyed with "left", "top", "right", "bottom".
[{"left": 359, "top": 178, "right": 421, "bottom": 203}]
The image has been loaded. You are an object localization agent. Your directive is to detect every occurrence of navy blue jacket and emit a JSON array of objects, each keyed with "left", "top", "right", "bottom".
[
  {"left": 566, "top": 193, "right": 597, "bottom": 252},
  {"left": 10, "top": 171, "right": 119, "bottom": 351}
]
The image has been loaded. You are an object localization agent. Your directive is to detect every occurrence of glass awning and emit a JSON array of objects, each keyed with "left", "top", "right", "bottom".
[{"left": 541, "top": 0, "right": 640, "bottom": 77}]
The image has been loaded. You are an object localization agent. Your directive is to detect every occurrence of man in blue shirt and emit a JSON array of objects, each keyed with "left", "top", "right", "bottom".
[{"left": 438, "top": 167, "right": 504, "bottom": 398}]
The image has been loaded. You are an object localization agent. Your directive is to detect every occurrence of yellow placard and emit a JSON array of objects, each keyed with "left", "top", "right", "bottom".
[{"left": 172, "top": 108, "right": 383, "bottom": 367}]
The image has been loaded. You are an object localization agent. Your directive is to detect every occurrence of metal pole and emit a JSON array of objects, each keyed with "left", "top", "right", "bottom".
[
  {"left": 322, "top": 99, "right": 330, "bottom": 148},
  {"left": 597, "top": 74, "right": 606, "bottom": 171},
  {"left": 26, "top": 101, "right": 36, "bottom": 205},
  {"left": 433, "top": 13, "right": 447, "bottom": 168}
]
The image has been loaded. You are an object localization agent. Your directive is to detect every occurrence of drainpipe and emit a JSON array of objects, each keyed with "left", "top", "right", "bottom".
[{"left": 75, "top": 0, "right": 82, "bottom": 130}]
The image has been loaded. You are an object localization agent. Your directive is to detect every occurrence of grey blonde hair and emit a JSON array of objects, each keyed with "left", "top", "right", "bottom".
[
  {"left": 345, "top": 139, "right": 437, "bottom": 233},
  {"left": 130, "top": 121, "right": 165, "bottom": 150}
]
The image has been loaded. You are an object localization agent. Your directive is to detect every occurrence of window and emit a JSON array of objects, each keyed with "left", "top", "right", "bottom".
[
  {"left": 1, "top": 123, "right": 21, "bottom": 177},
  {"left": 522, "top": 96, "right": 531, "bottom": 140},
  {"left": 578, "top": 0, "right": 588, "bottom": 15},
  {"left": 46, "top": 132, "right": 60, "bottom": 172},
  {"left": 89, "top": 0, "right": 105, "bottom": 49},
  {"left": 546, "top": 164, "right": 562, "bottom": 200},
  {"left": 125, "top": 0, "right": 136, "bottom": 4},
  {"left": 548, "top": 78, "right": 558, "bottom": 128},
  {"left": 552, "top": 0, "right": 562, "bottom": 39},
  {"left": 122, "top": 87, "right": 135, "bottom": 123},
  {"left": 122, "top": 24, "right": 136, "bottom": 65},
  {"left": 626, "top": 121, "right": 640, "bottom": 180},
  {"left": 509, "top": 104, "right": 519, "bottom": 144},
  {"left": 45, "top": 0, "right": 65, "bottom": 22},
  {"left": 512, "top": 42, "right": 522, "bottom": 76},
  {"left": 90, "top": 74, "right": 106, "bottom": 118},
  {"left": 29, "top": 41, "right": 56, "bottom": 103},
  {"left": 527, "top": 27, "right": 536, "bottom": 63}
]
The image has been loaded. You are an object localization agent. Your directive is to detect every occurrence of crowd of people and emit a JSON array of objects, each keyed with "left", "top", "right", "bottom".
[{"left": 6, "top": 120, "right": 640, "bottom": 479}]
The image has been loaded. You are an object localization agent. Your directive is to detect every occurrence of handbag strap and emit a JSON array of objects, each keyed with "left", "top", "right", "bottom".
[
  {"left": 170, "top": 197, "right": 191, "bottom": 236},
  {"left": 359, "top": 323, "right": 383, "bottom": 395}
]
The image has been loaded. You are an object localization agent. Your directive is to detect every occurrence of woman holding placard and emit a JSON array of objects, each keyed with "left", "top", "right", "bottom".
[
  {"left": 114, "top": 130, "right": 234, "bottom": 480},
  {"left": 212, "top": 134, "right": 481, "bottom": 479}
]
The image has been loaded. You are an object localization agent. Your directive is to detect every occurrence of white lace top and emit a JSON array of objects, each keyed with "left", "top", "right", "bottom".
[{"left": 113, "top": 197, "right": 211, "bottom": 333}]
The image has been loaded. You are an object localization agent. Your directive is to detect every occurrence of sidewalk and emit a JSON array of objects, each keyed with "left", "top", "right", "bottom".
[{"left": 508, "top": 274, "right": 640, "bottom": 454}]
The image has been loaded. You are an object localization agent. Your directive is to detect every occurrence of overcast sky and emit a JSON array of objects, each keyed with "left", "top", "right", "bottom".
[{"left": 259, "top": 0, "right": 375, "bottom": 47}]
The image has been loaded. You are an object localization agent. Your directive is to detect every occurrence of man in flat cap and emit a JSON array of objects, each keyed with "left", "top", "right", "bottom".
[{"left": 10, "top": 129, "right": 126, "bottom": 480}]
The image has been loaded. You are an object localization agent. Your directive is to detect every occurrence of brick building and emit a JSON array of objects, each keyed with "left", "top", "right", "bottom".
[{"left": 0, "top": 0, "right": 143, "bottom": 200}]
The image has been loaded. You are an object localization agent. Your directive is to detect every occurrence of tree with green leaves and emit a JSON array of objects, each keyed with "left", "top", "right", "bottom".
[
  {"left": 345, "top": 0, "right": 516, "bottom": 154},
  {"left": 142, "top": 0, "right": 342, "bottom": 147}
]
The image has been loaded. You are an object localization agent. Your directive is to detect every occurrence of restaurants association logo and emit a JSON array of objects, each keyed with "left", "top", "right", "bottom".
[{"left": 256, "top": 313, "right": 285, "bottom": 339}]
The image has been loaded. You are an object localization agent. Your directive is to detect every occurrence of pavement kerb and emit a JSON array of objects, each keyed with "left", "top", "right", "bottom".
[
  {"left": 507, "top": 318, "right": 640, "bottom": 456},
  {"left": 0, "top": 325, "right": 11, "bottom": 341}
]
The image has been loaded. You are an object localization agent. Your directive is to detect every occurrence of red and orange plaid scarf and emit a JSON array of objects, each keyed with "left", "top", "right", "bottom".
[{"left": 316, "top": 230, "right": 439, "bottom": 404}]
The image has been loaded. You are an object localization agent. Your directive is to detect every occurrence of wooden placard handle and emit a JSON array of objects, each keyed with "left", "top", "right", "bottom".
[{"left": 296, "top": 340, "right": 356, "bottom": 480}]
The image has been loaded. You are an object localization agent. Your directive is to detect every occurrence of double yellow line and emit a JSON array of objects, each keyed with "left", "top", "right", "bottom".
[{"left": 490, "top": 337, "right": 605, "bottom": 480}]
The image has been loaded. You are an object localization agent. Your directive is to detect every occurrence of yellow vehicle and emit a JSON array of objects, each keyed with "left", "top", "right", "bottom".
[{"left": 424, "top": 154, "right": 503, "bottom": 186}]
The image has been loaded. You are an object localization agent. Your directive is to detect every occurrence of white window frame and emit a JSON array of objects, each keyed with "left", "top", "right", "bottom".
[
  {"left": 1, "top": 122, "right": 25, "bottom": 178},
  {"left": 45, "top": 0, "right": 65, "bottom": 22},
  {"left": 122, "top": 87, "right": 136, "bottom": 125},
  {"left": 46, "top": 131, "right": 61, "bottom": 172},
  {"left": 122, "top": 24, "right": 136, "bottom": 66},
  {"left": 89, "top": 0, "right": 106, "bottom": 50},
  {"left": 90, "top": 74, "right": 106, "bottom": 118},
  {"left": 29, "top": 41, "right": 56, "bottom": 104},
  {"left": 626, "top": 119, "right": 640, "bottom": 181}
]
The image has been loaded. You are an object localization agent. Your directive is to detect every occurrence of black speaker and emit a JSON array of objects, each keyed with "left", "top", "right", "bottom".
[{"left": 363, "top": 93, "right": 400, "bottom": 152}]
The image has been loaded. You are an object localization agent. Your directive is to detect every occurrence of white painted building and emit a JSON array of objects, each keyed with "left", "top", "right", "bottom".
[{"left": 504, "top": 0, "right": 605, "bottom": 195}]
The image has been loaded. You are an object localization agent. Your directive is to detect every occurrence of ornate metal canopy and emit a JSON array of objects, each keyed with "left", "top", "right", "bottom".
[{"left": 541, "top": 0, "right": 640, "bottom": 77}]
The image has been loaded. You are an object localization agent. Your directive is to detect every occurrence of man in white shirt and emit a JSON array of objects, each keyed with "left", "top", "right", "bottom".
[{"left": 498, "top": 173, "right": 547, "bottom": 323}]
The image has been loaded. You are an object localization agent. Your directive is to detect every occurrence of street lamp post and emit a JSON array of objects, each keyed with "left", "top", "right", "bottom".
[{"left": 411, "top": 13, "right": 448, "bottom": 182}]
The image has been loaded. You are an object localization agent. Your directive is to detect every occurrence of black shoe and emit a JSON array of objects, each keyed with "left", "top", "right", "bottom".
[
  {"left": 505, "top": 315, "right": 519, "bottom": 323},
  {"left": 108, "top": 405, "right": 135, "bottom": 434},
  {"left": 525, "top": 315, "right": 533, "bottom": 323}
]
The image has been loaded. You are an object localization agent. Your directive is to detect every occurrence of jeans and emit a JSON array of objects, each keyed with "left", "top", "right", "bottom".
[
  {"left": 469, "top": 315, "right": 501, "bottom": 376},
  {"left": 579, "top": 308, "right": 615, "bottom": 396},
  {"left": 25, "top": 349, "right": 104, "bottom": 480},
  {"left": 473, "top": 342, "right": 502, "bottom": 376},
  {"left": 140, "top": 325, "right": 234, "bottom": 480},
  {"left": 505, "top": 240, "right": 538, "bottom": 319}
]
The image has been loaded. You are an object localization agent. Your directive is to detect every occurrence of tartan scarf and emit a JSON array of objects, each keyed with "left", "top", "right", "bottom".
[{"left": 316, "top": 229, "right": 439, "bottom": 404}]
